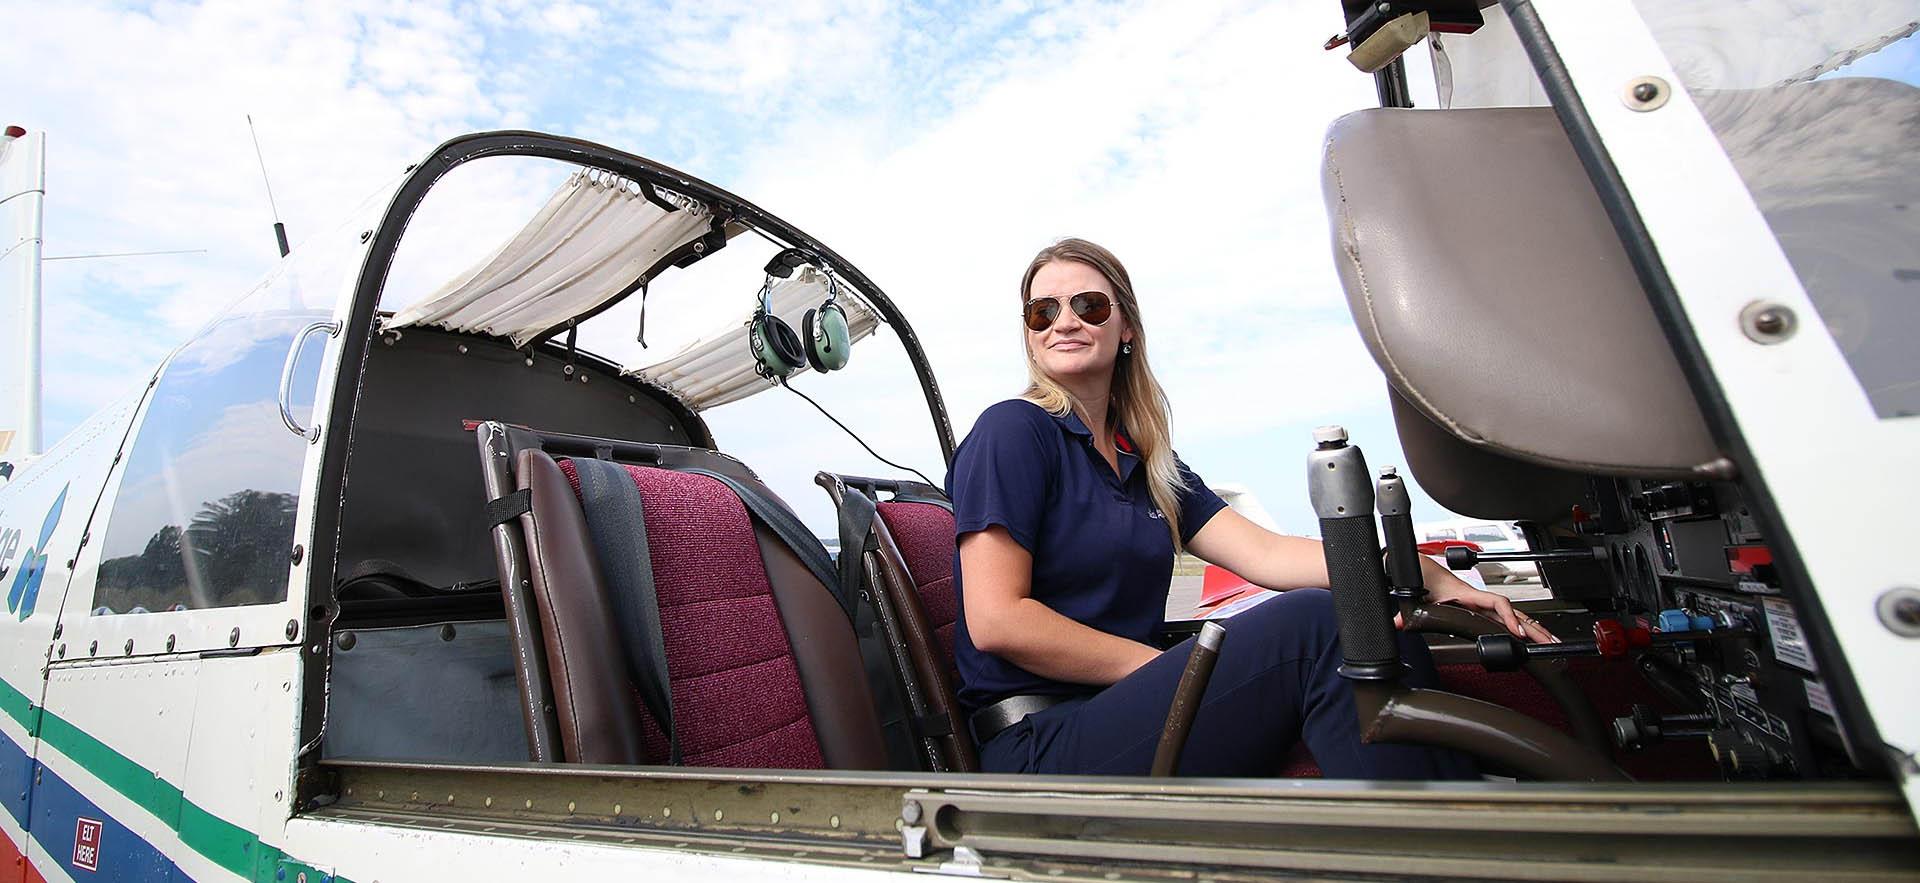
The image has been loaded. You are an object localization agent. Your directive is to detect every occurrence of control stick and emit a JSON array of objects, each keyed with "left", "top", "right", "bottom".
[
  {"left": 1376, "top": 466, "right": 1427, "bottom": 613},
  {"left": 1307, "top": 426, "right": 1404, "bottom": 681},
  {"left": 1306, "top": 426, "right": 1626, "bottom": 781}
]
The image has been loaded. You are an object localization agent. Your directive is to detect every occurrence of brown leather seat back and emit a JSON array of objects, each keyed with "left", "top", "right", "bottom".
[{"left": 511, "top": 444, "right": 887, "bottom": 769}]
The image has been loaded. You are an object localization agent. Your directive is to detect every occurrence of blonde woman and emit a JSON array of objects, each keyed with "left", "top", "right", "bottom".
[{"left": 951, "top": 238, "right": 1553, "bottom": 777}]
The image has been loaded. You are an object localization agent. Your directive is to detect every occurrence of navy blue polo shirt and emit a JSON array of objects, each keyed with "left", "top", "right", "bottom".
[{"left": 947, "top": 399, "right": 1228, "bottom": 712}]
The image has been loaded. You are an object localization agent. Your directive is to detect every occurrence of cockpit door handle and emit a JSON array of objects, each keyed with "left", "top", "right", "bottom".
[{"left": 278, "top": 320, "right": 341, "bottom": 443}]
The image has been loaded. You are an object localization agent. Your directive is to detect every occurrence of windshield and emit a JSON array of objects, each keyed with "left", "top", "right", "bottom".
[{"left": 1632, "top": 2, "right": 1920, "bottom": 419}]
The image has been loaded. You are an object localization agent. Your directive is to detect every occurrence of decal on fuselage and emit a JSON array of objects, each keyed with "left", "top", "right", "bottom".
[
  {"left": 0, "top": 524, "right": 17, "bottom": 581},
  {"left": 73, "top": 817, "right": 103, "bottom": 872},
  {"left": 4, "top": 482, "right": 70, "bottom": 620}
]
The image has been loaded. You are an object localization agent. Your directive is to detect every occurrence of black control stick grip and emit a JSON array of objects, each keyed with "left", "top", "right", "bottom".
[
  {"left": 1376, "top": 467, "right": 1425, "bottom": 600},
  {"left": 1308, "top": 427, "right": 1402, "bottom": 681}
]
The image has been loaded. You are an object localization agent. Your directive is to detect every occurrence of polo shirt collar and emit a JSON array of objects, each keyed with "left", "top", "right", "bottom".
[{"left": 1052, "top": 409, "right": 1141, "bottom": 483}]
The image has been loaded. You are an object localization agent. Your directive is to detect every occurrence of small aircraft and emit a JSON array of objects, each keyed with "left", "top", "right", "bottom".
[{"left": 1, "top": 1, "right": 1917, "bottom": 880}]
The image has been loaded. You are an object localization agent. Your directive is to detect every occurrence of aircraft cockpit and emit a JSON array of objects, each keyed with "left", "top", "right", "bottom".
[{"left": 2, "top": 2, "right": 1915, "bottom": 880}]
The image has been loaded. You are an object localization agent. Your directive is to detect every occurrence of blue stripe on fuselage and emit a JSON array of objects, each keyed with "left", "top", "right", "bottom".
[{"left": 0, "top": 725, "right": 185, "bottom": 881}]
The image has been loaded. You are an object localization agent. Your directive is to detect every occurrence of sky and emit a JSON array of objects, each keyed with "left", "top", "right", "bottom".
[{"left": 28, "top": 1, "right": 1912, "bottom": 541}]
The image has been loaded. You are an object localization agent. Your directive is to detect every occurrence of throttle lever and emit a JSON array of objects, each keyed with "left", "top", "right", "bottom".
[
  {"left": 1476, "top": 621, "right": 1743, "bottom": 671},
  {"left": 1444, "top": 545, "right": 1607, "bottom": 570}
]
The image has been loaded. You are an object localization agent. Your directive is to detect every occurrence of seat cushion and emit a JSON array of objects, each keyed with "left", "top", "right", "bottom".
[{"left": 560, "top": 459, "right": 825, "bottom": 768}]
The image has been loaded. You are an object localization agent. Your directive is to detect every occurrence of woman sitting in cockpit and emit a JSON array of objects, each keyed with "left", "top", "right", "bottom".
[{"left": 952, "top": 238, "right": 1557, "bottom": 777}]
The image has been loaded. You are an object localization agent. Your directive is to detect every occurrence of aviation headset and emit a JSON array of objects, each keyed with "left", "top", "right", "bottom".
[{"left": 750, "top": 249, "right": 852, "bottom": 379}]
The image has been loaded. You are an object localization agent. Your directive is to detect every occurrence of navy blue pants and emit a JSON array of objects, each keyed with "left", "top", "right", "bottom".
[{"left": 978, "top": 589, "right": 1479, "bottom": 779}]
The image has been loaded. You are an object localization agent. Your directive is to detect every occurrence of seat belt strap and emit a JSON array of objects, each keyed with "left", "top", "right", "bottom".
[
  {"left": 484, "top": 488, "right": 533, "bottom": 526},
  {"left": 568, "top": 457, "right": 681, "bottom": 765},
  {"left": 833, "top": 482, "right": 879, "bottom": 618}
]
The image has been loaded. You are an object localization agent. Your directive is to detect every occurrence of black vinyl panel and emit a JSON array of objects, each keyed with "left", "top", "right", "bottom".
[{"left": 335, "top": 326, "right": 703, "bottom": 590}]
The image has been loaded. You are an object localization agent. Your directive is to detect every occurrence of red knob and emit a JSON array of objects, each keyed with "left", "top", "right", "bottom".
[{"left": 1594, "top": 620, "right": 1627, "bottom": 657}]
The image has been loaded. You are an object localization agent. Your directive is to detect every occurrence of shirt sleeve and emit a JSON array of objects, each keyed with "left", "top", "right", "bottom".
[
  {"left": 949, "top": 401, "right": 1053, "bottom": 553},
  {"left": 1174, "top": 455, "right": 1228, "bottom": 545}
]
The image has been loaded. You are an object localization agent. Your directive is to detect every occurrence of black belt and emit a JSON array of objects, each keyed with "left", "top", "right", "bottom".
[{"left": 969, "top": 694, "right": 1069, "bottom": 744}]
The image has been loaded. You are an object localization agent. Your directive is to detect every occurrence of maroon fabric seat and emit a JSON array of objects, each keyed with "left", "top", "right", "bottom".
[
  {"left": 875, "top": 502, "right": 960, "bottom": 678},
  {"left": 510, "top": 447, "right": 889, "bottom": 770},
  {"left": 814, "top": 476, "right": 976, "bottom": 771}
]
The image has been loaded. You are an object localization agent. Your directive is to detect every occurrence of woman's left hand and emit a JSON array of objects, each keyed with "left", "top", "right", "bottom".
[{"left": 1401, "top": 560, "right": 1561, "bottom": 644}]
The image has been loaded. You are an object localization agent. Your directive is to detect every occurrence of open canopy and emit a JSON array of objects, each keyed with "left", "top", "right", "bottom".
[
  {"left": 386, "top": 167, "right": 883, "bottom": 412},
  {"left": 388, "top": 171, "right": 716, "bottom": 347}
]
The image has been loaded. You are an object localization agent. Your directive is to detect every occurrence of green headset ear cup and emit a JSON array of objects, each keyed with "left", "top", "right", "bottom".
[
  {"left": 807, "top": 301, "right": 851, "bottom": 372},
  {"left": 751, "top": 311, "right": 806, "bottom": 377},
  {"left": 801, "top": 308, "right": 825, "bottom": 373}
]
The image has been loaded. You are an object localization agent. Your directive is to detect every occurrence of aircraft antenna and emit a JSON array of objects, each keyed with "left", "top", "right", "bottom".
[{"left": 246, "top": 115, "right": 291, "bottom": 257}]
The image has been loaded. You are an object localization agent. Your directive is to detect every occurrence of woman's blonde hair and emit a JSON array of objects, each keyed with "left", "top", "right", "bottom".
[{"left": 1019, "top": 238, "right": 1189, "bottom": 550}]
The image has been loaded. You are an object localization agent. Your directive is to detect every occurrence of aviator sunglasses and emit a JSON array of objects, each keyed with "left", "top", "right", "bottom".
[{"left": 1023, "top": 291, "right": 1115, "bottom": 332}]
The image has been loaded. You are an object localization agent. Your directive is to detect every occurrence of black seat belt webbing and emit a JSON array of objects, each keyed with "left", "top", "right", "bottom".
[
  {"left": 568, "top": 457, "right": 681, "bottom": 765},
  {"left": 833, "top": 483, "right": 879, "bottom": 619},
  {"left": 484, "top": 488, "right": 533, "bottom": 526},
  {"left": 822, "top": 478, "right": 925, "bottom": 768}
]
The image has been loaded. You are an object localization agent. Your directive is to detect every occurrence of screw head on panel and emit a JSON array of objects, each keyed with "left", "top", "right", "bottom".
[
  {"left": 1623, "top": 75, "right": 1670, "bottom": 111},
  {"left": 1740, "top": 301, "right": 1798, "bottom": 344},
  {"left": 1879, "top": 588, "right": 1920, "bottom": 638}
]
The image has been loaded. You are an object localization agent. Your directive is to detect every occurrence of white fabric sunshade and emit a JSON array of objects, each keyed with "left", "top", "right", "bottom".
[
  {"left": 630, "top": 268, "right": 879, "bottom": 410},
  {"left": 388, "top": 172, "right": 713, "bottom": 346}
]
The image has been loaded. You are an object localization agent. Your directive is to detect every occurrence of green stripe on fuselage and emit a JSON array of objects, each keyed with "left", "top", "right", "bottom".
[
  {"left": 2, "top": 673, "right": 344, "bottom": 882},
  {"left": 0, "top": 674, "right": 36, "bottom": 734}
]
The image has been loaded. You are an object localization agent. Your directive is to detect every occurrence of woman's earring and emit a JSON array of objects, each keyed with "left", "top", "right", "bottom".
[{"left": 1121, "top": 342, "right": 1133, "bottom": 356}]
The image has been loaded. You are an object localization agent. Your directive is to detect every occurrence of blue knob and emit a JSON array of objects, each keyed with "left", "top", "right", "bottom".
[{"left": 1657, "top": 609, "right": 1692, "bottom": 633}]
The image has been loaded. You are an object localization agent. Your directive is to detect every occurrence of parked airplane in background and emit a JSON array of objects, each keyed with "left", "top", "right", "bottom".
[{"left": 1, "top": 2, "right": 1916, "bottom": 881}]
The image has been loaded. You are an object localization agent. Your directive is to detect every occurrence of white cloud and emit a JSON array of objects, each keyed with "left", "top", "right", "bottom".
[
  {"left": 12, "top": 0, "right": 1466, "bottom": 535},
  {"left": 667, "top": 0, "right": 1408, "bottom": 527}
]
